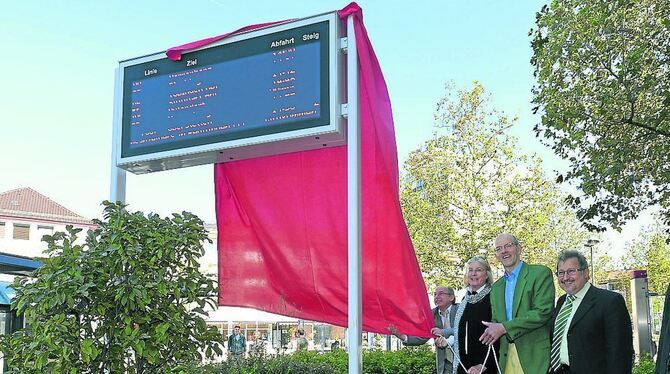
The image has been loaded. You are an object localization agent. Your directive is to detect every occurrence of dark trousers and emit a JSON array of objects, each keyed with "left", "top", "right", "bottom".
[{"left": 551, "top": 364, "right": 571, "bottom": 374}]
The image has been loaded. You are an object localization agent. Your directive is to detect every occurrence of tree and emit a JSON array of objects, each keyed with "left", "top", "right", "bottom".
[
  {"left": 530, "top": 0, "right": 670, "bottom": 232},
  {"left": 400, "top": 82, "right": 587, "bottom": 289},
  {"left": 0, "top": 202, "right": 223, "bottom": 373}
]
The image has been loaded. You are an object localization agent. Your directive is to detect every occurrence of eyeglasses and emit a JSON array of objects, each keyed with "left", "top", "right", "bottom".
[
  {"left": 554, "top": 268, "right": 586, "bottom": 278},
  {"left": 434, "top": 292, "right": 454, "bottom": 297},
  {"left": 468, "top": 268, "right": 486, "bottom": 274},
  {"left": 495, "top": 242, "right": 516, "bottom": 252}
]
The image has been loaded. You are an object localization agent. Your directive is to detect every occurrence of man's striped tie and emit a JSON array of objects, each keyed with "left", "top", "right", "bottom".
[{"left": 550, "top": 294, "right": 575, "bottom": 372}]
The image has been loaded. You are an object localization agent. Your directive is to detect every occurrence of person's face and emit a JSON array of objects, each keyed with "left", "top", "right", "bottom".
[
  {"left": 234, "top": 327, "right": 241, "bottom": 335},
  {"left": 557, "top": 257, "right": 589, "bottom": 295},
  {"left": 467, "top": 261, "right": 488, "bottom": 290},
  {"left": 494, "top": 235, "right": 522, "bottom": 272},
  {"left": 434, "top": 287, "right": 454, "bottom": 308}
]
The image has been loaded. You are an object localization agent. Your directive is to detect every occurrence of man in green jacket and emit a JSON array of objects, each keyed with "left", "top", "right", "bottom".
[
  {"left": 227, "top": 325, "right": 246, "bottom": 361},
  {"left": 479, "top": 233, "right": 555, "bottom": 374}
]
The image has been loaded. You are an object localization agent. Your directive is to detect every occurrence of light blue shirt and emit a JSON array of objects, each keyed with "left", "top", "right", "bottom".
[{"left": 504, "top": 261, "right": 524, "bottom": 321}]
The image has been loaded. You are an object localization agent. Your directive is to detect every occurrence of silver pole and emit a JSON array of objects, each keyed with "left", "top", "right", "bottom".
[
  {"left": 584, "top": 239, "right": 599, "bottom": 284},
  {"left": 346, "top": 14, "right": 362, "bottom": 374},
  {"left": 110, "top": 67, "right": 127, "bottom": 204}
]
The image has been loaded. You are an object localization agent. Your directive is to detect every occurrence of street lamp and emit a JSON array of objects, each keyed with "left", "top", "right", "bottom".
[{"left": 584, "top": 239, "right": 600, "bottom": 284}]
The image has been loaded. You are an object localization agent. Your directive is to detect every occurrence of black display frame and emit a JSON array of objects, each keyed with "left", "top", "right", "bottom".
[{"left": 119, "top": 20, "right": 331, "bottom": 159}]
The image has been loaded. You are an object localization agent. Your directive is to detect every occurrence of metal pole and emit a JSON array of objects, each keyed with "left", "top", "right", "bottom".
[
  {"left": 346, "top": 14, "right": 362, "bottom": 374},
  {"left": 585, "top": 239, "right": 599, "bottom": 284},
  {"left": 110, "top": 68, "right": 127, "bottom": 204}
]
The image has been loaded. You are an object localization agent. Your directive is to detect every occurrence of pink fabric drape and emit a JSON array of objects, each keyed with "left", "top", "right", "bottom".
[
  {"left": 166, "top": 20, "right": 291, "bottom": 61},
  {"left": 197, "top": 2, "right": 433, "bottom": 337}
]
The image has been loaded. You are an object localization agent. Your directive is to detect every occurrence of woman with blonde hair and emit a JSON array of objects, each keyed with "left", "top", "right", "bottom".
[{"left": 434, "top": 256, "right": 499, "bottom": 374}]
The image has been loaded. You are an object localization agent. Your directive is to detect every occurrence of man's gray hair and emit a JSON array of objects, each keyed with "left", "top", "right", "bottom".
[
  {"left": 435, "top": 286, "right": 455, "bottom": 295},
  {"left": 495, "top": 233, "right": 520, "bottom": 246},
  {"left": 556, "top": 250, "right": 589, "bottom": 270}
]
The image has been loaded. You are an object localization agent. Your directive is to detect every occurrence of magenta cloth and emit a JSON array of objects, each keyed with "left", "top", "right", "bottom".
[
  {"left": 208, "top": 2, "right": 433, "bottom": 338},
  {"left": 166, "top": 20, "right": 291, "bottom": 61}
]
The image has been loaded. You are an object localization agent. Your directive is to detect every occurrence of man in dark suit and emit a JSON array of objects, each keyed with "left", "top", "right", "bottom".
[
  {"left": 389, "top": 286, "right": 457, "bottom": 374},
  {"left": 656, "top": 282, "right": 670, "bottom": 374},
  {"left": 549, "top": 250, "right": 633, "bottom": 374}
]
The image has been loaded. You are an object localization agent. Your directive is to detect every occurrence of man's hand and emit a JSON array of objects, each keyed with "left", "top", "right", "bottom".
[
  {"left": 431, "top": 327, "right": 444, "bottom": 336},
  {"left": 435, "top": 336, "right": 448, "bottom": 348},
  {"left": 387, "top": 325, "right": 406, "bottom": 341},
  {"left": 479, "top": 321, "right": 506, "bottom": 345},
  {"left": 467, "top": 364, "right": 485, "bottom": 374}
]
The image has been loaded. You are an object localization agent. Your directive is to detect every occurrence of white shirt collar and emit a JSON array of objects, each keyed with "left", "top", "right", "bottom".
[{"left": 570, "top": 281, "right": 591, "bottom": 300}]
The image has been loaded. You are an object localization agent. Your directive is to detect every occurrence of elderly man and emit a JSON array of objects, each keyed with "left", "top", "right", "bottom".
[
  {"left": 389, "top": 286, "right": 457, "bottom": 374},
  {"left": 480, "top": 233, "right": 555, "bottom": 374},
  {"left": 549, "top": 250, "right": 632, "bottom": 373}
]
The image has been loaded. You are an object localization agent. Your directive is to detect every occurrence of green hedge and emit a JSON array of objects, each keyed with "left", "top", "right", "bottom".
[
  {"left": 198, "top": 347, "right": 434, "bottom": 374},
  {"left": 195, "top": 349, "right": 657, "bottom": 374},
  {"left": 633, "top": 354, "right": 656, "bottom": 374}
]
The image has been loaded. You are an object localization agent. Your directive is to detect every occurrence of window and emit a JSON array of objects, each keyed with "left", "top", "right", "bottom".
[
  {"left": 13, "top": 224, "right": 30, "bottom": 240},
  {"left": 37, "top": 225, "right": 54, "bottom": 236},
  {"left": 0, "top": 222, "right": 4, "bottom": 238}
]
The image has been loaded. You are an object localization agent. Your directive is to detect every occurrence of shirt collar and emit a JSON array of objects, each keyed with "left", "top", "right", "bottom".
[
  {"left": 467, "top": 285, "right": 483, "bottom": 294},
  {"left": 439, "top": 305, "right": 451, "bottom": 316},
  {"left": 504, "top": 261, "right": 524, "bottom": 279},
  {"left": 571, "top": 281, "right": 591, "bottom": 300}
]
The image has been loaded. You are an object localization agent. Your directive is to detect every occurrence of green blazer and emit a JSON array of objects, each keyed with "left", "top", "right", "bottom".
[{"left": 490, "top": 263, "right": 555, "bottom": 374}]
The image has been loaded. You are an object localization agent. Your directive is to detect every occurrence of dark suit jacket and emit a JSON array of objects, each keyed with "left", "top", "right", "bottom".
[
  {"left": 405, "top": 305, "right": 458, "bottom": 373},
  {"left": 655, "top": 283, "right": 670, "bottom": 374},
  {"left": 550, "top": 285, "right": 633, "bottom": 374}
]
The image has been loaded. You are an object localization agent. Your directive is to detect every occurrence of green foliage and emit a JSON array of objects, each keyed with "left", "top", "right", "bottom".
[
  {"left": 0, "top": 201, "right": 223, "bottom": 373},
  {"left": 530, "top": 0, "right": 670, "bottom": 233},
  {"left": 203, "top": 353, "right": 339, "bottom": 374},
  {"left": 400, "top": 82, "right": 587, "bottom": 288},
  {"left": 633, "top": 353, "right": 656, "bottom": 374},
  {"left": 362, "top": 347, "right": 435, "bottom": 374},
  {"left": 199, "top": 347, "right": 433, "bottom": 374},
  {"left": 290, "top": 349, "right": 349, "bottom": 373}
]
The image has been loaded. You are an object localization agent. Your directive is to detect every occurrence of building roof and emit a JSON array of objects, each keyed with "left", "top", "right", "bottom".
[
  {"left": 0, "top": 281, "right": 15, "bottom": 305},
  {"left": 0, "top": 252, "right": 41, "bottom": 277},
  {"left": 0, "top": 187, "right": 92, "bottom": 226}
]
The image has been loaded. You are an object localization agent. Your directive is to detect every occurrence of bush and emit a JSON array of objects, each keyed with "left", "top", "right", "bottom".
[
  {"left": 364, "top": 347, "right": 435, "bottom": 374},
  {"left": 200, "top": 346, "right": 434, "bottom": 374},
  {"left": 0, "top": 202, "right": 223, "bottom": 373},
  {"left": 633, "top": 353, "right": 656, "bottom": 374},
  {"left": 201, "top": 354, "right": 338, "bottom": 374}
]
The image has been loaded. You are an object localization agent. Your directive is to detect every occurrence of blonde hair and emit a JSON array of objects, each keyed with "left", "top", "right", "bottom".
[{"left": 462, "top": 256, "right": 494, "bottom": 287}]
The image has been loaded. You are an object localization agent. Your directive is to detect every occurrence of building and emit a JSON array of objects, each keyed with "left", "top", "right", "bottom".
[
  {"left": 0, "top": 186, "right": 93, "bottom": 286},
  {"left": 0, "top": 187, "right": 95, "bottom": 260},
  {"left": 0, "top": 186, "right": 95, "bottom": 303}
]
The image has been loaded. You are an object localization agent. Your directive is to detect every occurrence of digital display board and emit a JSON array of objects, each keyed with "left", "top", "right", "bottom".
[{"left": 114, "top": 12, "right": 343, "bottom": 173}]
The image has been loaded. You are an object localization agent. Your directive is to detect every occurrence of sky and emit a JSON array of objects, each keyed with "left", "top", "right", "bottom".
[{"left": 0, "top": 1, "right": 650, "bottom": 260}]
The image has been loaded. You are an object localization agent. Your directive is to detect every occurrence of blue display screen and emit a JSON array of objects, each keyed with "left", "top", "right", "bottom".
[{"left": 121, "top": 21, "right": 330, "bottom": 158}]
